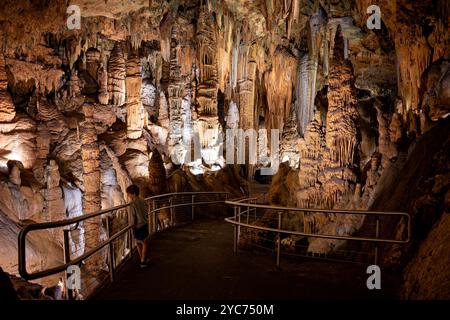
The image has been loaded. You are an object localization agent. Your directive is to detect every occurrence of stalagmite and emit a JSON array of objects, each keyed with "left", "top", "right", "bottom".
[
  {"left": 298, "top": 111, "right": 325, "bottom": 189},
  {"left": 69, "top": 70, "right": 83, "bottom": 99},
  {"left": 280, "top": 109, "right": 300, "bottom": 168},
  {"left": 148, "top": 149, "right": 167, "bottom": 195},
  {"left": 45, "top": 160, "right": 65, "bottom": 221},
  {"left": 325, "top": 25, "right": 359, "bottom": 167},
  {"left": 376, "top": 102, "right": 399, "bottom": 168}
]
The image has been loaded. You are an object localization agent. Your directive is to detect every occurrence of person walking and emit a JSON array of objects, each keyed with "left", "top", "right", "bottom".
[{"left": 126, "top": 185, "right": 151, "bottom": 268}]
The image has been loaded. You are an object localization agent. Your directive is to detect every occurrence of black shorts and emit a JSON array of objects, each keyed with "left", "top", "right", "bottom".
[{"left": 133, "top": 225, "right": 149, "bottom": 241}]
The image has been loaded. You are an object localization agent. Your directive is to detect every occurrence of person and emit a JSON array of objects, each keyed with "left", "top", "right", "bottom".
[{"left": 126, "top": 185, "right": 151, "bottom": 268}]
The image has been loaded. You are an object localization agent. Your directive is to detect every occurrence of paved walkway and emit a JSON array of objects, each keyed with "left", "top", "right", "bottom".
[{"left": 95, "top": 219, "right": 399, "bottom": 300}]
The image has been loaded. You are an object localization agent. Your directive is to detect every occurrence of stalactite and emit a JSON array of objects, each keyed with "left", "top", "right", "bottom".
[
  {"left": 323, "top": 26, "right": 329, "bottom": 77},
  {"left": 296, "top": 53, "right": 313, "bottom": 136},
  {"left": 231, "top": 45, "right": 238, "bottom": 89},
  {"left": 343, "top": 37, "right": 348, "bottom": 60},
  {"left": 264, "top": 47, "right": 297, "bottom": 132}
]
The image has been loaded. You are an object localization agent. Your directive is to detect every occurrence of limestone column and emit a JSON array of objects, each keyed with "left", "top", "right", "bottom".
[
  {"left": 80, "top": 104, "right": 102, "bottom": 272},
  {"left": 167, "top": 22, "right": 184, "bottom": 161},
  {"left": 126, "top": 53, "right": 144, "bottom": 139},
  {"left": 108, "top": 43, "right": 126, "bottom": 106}
]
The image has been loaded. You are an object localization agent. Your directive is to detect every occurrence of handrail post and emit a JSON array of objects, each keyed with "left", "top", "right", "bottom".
[
  {"left": 374, "top": 217, "right": 380, "bottom": 265},
  {"left": 233, "top": 206, "right": 238, "bottom": 255},
  {"left": 277, "top": 212, "right": 282, "bottom": 270},
  {"left": 246, "top": 202, "right": 250, "bottom": 224},
  {"left": 127, "top": 208, "right": 133, "bottom": 256},
  {"left": 152, "top": 200, "right": 157, "bottom": 232},
  {"left": 106, "top": 215, "right": 115, "bottom": 282},
  {"left": 238, "top": 205, "right": 242, "bottom": 245},
  {"left": 63, "top": 229, "right": 71, "bottom": 299},
  {"left": 170, "top": 197, "right": 174, "bottom": 227},
  {"left": 191, "top": 195, "right": 195, "bottom": 221}
]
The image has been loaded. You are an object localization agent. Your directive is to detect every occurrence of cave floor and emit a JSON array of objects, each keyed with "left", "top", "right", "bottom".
[{"left": 94, "top": 219, "right": 400, "bottom": 300}]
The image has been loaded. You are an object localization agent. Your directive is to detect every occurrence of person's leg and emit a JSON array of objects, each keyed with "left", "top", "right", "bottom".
[
  {"left": 141, "top": 237, "right": 150, "bottom": 262},
  {"left": 136, "top": 241, "right": 143, "bottom": 261}
]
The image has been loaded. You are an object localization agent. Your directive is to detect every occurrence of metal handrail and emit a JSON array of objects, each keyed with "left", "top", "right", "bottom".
[
  {"left": 225, "top": 198, "right": 411, "bottom": 267},
  {"left": 226, "top": 200, "right": 411, "bottom": 219},
  {"left": 18, "top": 191, "right": 229, "bottom": 282}
]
